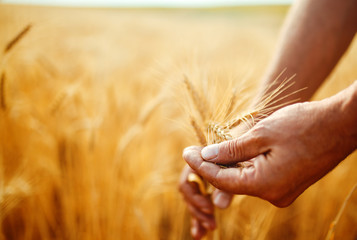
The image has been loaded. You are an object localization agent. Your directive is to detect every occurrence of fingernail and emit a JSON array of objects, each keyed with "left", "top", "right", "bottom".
[
  {"left": 201, "top": 144, "right": 219, "bottom": 161},
  {"left": 213, "top": 192, "right": 230, "bottom": 209}
]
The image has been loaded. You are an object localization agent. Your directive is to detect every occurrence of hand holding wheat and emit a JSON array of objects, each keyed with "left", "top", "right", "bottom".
[{"left": 184, "top": 81, "right": 357, "bottom": 207}]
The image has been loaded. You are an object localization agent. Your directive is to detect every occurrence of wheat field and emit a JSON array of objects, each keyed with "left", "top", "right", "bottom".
[{"left": 0, "top": 4, "right": 356, "bottom": 239}]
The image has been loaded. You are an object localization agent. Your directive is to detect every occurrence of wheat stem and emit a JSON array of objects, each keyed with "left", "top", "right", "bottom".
[
  {"left": 4, "top": 24, "right": 32, "bottom": 54},
  {"left": 325, "top": 182, "right": 357, "bottom": 240},
  {"left": 0, "top": 73, "right": 6, "bottom": 110}
]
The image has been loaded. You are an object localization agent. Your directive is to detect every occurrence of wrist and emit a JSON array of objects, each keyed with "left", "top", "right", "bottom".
[
  {"left": 327, "top": 81, "right": 357, "bottom": 151},
  {"left": 342, "top": 81, "right": 357, "bottom": 148}
]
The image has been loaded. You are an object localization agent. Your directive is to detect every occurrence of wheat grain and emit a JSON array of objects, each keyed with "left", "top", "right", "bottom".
[{"left": 208, "top": 122, "right": 232, "bottom": 143}]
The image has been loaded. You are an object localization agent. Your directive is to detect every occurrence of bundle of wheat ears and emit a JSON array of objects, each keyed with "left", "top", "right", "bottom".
[
  {"left": 182, "top": 71, "right": 357, "bottom": 240},
  {"left": 183, "top": 72, "right": 298, "bottom": 192}
]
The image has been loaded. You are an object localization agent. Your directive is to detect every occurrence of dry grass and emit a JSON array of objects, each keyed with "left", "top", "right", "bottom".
[{"left": 0, "top": 4, "right": 357, "bottom": 240}]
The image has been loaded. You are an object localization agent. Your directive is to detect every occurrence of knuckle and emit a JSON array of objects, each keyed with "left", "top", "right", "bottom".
[
  {"left": 226, "top": 139, "right": 244, "bottom": 160},
  {"left": 251, "top": 123, "right": 268, "bottom": 142}
]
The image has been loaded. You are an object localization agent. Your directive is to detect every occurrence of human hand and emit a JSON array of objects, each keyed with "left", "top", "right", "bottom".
[
  {"left": 183, "top": 96, "right": 357, "bottom": 207},
  {"left": 179, "top": 164, "right": 233, "bottom": 239}
]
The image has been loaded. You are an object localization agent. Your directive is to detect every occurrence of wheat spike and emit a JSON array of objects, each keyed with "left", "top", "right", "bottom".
[
  {"left": 190, "top": 116, "right": 207, "bottom": 146},
  {"left": 115, "top": 93, "right": 164, "bottom": 159},
  {"left": 183, "top": 74, "right": 208, "bottom": 122},
  {"left": 208, "top": 122, "right": 232, "bottom": 143},
  {"left": 224, "top": 87, "right": 237, "bottom": 119},
  {"left": 50, "top": 90, "right": 68, "bottom": 114}
]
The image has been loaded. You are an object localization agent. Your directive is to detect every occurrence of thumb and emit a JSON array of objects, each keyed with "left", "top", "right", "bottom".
[{"left": 201, "top": 130, "right": 268, "bottom": 165}]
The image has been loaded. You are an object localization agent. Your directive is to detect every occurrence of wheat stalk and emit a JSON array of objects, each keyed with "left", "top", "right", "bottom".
[
  {"left": 4, "top": 24, "right": 32, "bottom": 54},
  {"left": 325, "top": 182, "right": 357, "bottom": 240},
  {"left": 0, "top": 73, "right": 5, "bottom": 110}
]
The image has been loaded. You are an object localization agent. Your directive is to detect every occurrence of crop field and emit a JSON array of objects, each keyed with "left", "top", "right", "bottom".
[{"left": 0, "top": 4, "right": 356, "bottom": 239}]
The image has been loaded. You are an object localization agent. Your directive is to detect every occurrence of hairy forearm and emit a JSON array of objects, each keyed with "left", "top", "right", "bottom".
[{"left": 257, "top": 0, "right": 357, "bottom": 107}]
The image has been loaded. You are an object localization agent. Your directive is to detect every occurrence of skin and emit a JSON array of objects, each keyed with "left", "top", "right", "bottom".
[
  {"left": 185, "top": 81, "right": 357, "bottom": 203},
  {"left": 179, "top": 0, "right": 357, "bottom": 238}
]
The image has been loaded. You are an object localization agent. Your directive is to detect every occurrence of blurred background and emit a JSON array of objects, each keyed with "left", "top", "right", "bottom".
[
  {"left": 0, "top": 0, "right": 356, "bottom": 239},
  {"left": 2, "top": 0, "right": 293, "bottom": 7}
]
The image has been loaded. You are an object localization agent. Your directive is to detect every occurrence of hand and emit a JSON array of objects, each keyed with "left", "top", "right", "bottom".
[
  {"left": 183, "top": 96, "right": 357, "bottom": 207},
  {"left": 179, "top": 164, "right": 233, "bottom": 239}
]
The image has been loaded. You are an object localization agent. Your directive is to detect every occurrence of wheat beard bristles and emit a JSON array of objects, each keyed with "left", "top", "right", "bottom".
[{"left": 222, "top": 110, "right": 259, "bottom": 130}]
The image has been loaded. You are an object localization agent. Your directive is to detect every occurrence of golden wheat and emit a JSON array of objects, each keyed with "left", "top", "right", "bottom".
[{"left": 0, "top": 4, "right": 356, "bottom": 240}]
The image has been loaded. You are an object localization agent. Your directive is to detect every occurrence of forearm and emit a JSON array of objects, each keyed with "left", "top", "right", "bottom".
[{"left": 256, "top": 0, "right": 357, "bottom": 108}]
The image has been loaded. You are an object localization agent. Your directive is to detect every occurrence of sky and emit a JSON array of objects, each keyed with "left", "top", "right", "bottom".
[{"left": 2, "top": 0, "right": 293, "bottom": 7}]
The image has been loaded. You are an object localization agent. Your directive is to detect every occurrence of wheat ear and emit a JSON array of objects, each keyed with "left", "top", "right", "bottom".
[
  {"left": 50, "top": 91, "right": 68, "bottom": 114},
  {"left": 183, "top": 74, "right": 208, "bottom": 122},
  {"left": 190, "top": 116, "right": 207, "bottom": 146},
  {"left": 207, "top": 122, "right": 232, "bottom": 144},
  {"left": 224, "top": 87, "right": 237, "bottom": 119}
]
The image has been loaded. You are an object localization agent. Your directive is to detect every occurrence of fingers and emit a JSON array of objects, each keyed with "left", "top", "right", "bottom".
[
  {"left": 212, "top": 189, "right": 233, "bottom": 209},
  {"left": 187, "top": 204, "right": 216, "bottom": 230},
  {"left": 191, "top": 218, "right": 207, "bottom": 240},
  {"left": 201, "top": 126, "right": 268, "bottom": 165},
  {"left": 179, "top": 164, "right": 216, "bottom": 237},
  {"left": 183, "top": 146, "right": 258, "bottom": 194},
  {"left": 179, "top": 165, "right": 214, "bottom": 214}
]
